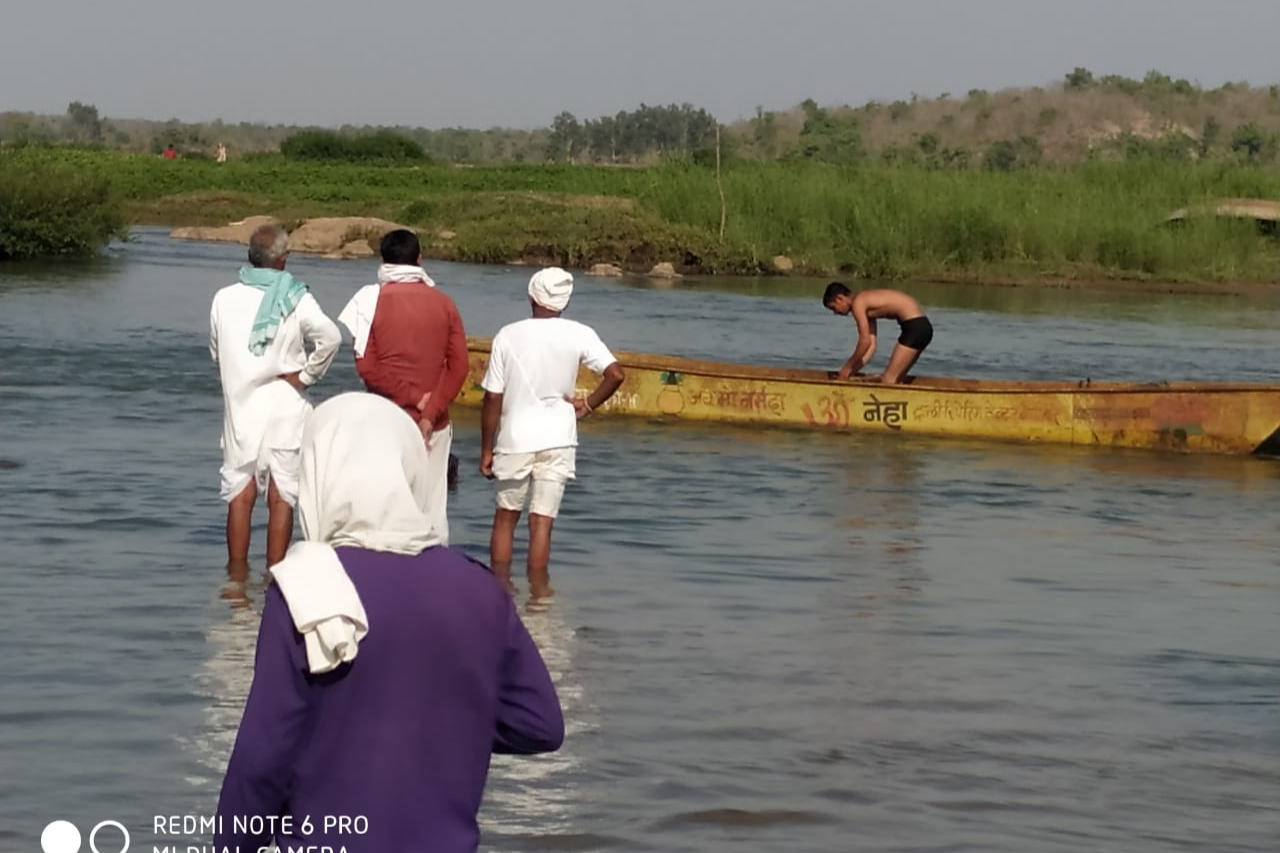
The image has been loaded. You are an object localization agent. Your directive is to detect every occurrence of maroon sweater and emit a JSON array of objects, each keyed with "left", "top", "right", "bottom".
[{"left": 356, "top": 280, "right": 469, "bottom": 430}]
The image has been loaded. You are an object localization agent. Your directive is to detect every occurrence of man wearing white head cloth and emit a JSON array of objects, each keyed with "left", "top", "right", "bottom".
[
  {"left": 480, "top": 267, "right": 625, "bottom": 598},
  {"left": 214, "top": 392, "right": 563, "bottom": 853}
]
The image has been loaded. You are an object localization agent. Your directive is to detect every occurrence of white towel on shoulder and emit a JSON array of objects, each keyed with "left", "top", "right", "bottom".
[
  {"left": 337, "top": 264, "right": 437, "bottom": 358},
  {"left": 271, "top": 392, "right": 443, "bottom": 674},
  {"left": 270, "top": 541, "right": 369, "bottom": 674}
]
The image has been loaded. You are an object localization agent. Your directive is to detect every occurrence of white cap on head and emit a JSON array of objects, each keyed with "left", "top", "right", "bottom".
[{"left": 528, "top": 267, "right": 574, "bottom": 312}]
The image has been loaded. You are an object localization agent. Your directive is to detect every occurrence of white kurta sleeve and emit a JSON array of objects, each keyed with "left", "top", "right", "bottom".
[
  {"left": 295, "top": 294, "right": 342, "bottom": 386},
  {"left": 209, "top": 299, "right": 220, "bottom": 363}
]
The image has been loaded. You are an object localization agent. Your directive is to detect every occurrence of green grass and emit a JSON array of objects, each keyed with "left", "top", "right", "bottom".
[
  {"left": 639, "top": 160, "right": 1280, "bottom": 282},
  {"left": 6, "top": 147, "right": 1279, "bottom": 283}
]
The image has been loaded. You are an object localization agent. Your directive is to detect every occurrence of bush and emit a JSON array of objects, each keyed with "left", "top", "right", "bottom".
[
  {"left": 1230, "top": 122, "right": 1280, "bottom": 165},
  {"left": 1065, "top": 67, "right": 1094, "bottom": 90},
  {"left": 280, "top": 129, "right": 429, "bottom": 163},
  {"left": 0, "top": 157, "right": 127, "bottom": 259},
  {"left": 984, "top": 137, "right": 1042, "bottom": 172}
]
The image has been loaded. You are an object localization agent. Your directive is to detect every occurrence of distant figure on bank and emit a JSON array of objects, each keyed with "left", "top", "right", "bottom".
[
  {"left": 215, "top": 142, "right": 227, "bottom": 163},
  {"left": 337, "top": 229, "right": 467, "bottom": 544},
  {"left": 822, "top": 282, "right": 933, "bottom": 385},
  {"left": 162, "top": 143, "right": 177, "bottom": 160},
  {"left": 480, "top": 267, "right": 624, "bottom": 598},
  {"left": 214, "top": 392, "right": 564, "bottom": 853},
  {"left": 210, "top": 223, "right": 341, "bottom": 569}
]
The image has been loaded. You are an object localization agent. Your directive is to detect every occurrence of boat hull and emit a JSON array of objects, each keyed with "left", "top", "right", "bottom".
[{"left": 457, "top": 339, "right": 1280, "bottom": 456}]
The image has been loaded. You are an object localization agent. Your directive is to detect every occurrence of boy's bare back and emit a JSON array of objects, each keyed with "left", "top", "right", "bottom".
[{"left": 853, "top": 289, "right": 924, "bottom": 322}]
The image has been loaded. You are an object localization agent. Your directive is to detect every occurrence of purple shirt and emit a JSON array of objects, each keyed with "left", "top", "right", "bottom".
[{"left": 214, "top": 546, "right": 564, "bottom": 853}]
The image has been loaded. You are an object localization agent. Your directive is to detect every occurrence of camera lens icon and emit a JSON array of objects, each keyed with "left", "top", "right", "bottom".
[
  {"left": 42, "top": 820, "right": 130, "bottom": 853},
  {"left": 41, "top": 822, "right": 80, "bottom": 853}
]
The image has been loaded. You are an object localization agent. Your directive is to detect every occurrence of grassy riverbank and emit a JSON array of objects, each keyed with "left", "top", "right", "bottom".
[{"left": 7, "top": 147, "right": 1280, "bottom": 284}]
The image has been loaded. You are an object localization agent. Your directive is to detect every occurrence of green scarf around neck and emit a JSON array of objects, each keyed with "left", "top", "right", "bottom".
[{"left": 240, "top": 266, "right": 309, "bottom": 355}]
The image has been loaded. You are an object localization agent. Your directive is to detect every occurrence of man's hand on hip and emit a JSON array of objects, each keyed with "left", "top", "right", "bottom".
[
  {"left": 566, "top": 393, "right": 592, "bottom": 419},
  {"left": 279, "top": 371, "right": 306, "bottom": 391}
]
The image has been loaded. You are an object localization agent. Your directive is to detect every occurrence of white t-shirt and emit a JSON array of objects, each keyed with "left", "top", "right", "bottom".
[
  {"left": 210, "top": 284, "right": 341, "bottom": 468},
  {"left": 481, "top": 317, "right": 616, "bottom": 454}
]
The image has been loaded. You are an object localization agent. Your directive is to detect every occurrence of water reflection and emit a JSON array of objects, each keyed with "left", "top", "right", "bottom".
[
  {"left": 181, "top": 583, "right": 263, "bottom": 791},
  {"left": 835, "top": 443, "right": 928, "bottom": 612},
  {"left": 482, "top": 602, "right": 595, "bottom": 847},
  {"left": 0, "top": 251, "right": 127, "bottom": 293}
]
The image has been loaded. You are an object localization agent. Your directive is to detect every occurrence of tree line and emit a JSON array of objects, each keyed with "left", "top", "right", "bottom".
[{"left": 2, "top": 69, "right": 1279, "bottom": 169}]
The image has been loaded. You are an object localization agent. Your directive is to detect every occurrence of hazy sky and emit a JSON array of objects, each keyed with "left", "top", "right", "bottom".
[{"left": 4, "top": 0, "right": 1278, "bottom": 128}]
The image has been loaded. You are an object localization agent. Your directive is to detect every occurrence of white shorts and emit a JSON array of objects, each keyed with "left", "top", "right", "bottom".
[
  {"left": 220, "top": 447, "right": 300, "bottom": 506},
  {"left": 493, "top": 447, "right": 576, "bottom": 518}
]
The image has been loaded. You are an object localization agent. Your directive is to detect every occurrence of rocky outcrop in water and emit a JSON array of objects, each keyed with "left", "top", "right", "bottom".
[
  {"left": 170, "top": 216, "right": 278, "bottom": 245},
  {"left": 170, "top": 216, "right": 411, "bottom": 259},
  {"left": 647, "top": 262, "right": 682, "bottom": 279}
]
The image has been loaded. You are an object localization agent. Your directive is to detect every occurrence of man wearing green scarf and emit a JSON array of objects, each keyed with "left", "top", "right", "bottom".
[{"left": 211, "top": 223, "right": 342, "bottom": 573}]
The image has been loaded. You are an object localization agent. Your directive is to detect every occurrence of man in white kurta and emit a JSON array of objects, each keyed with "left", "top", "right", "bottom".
[
  {"left": 210, "top": 224, "right": 341, "bottom": 569},
  {"left": 479, "top": 267, "right": 625, "bottom": 598}
]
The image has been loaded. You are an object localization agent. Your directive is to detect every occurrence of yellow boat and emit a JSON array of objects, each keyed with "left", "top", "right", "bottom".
[{"left": 456, "top": 338, "right": 1280, "bottom": 457}]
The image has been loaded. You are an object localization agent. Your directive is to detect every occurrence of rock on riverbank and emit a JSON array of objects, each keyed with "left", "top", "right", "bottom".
[{"left": 170, "top": 216, "right": 411, "bottom": 259}]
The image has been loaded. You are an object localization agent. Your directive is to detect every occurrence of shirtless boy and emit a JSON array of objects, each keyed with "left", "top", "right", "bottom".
[{"left": 821, "top": 282, "right": 933, "bottom": 385}]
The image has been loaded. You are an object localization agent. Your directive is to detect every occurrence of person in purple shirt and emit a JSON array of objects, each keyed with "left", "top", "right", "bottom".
[{"left": 214, "top": 392, "right": 564, "bottom": 853}]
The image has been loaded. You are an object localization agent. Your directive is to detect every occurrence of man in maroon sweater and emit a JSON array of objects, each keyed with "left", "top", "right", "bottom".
[{"left": 337, "top": 229, "right": 468, "bottom": 543}]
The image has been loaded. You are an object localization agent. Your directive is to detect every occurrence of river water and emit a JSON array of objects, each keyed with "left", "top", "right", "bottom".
[{"left": 2, "top": 229, "right": 1277, "bottom": 852}]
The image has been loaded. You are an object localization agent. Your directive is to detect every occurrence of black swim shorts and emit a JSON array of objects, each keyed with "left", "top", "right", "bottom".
[{"left": 897, "top": 316, "right": 933, "bottom": 351}]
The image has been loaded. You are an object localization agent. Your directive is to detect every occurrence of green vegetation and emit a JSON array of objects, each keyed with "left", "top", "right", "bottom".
[
  {"left": 0, "top": 156, "right": 126, "bottom": 260},
  {"left": 280, "top": 130, "right": 430, "bottom": 163},
  {"left": 7, "top": 146, "right": 1277, "bottom": 284},
  {"left": 647, "top": 160, "right": 1280, "bottom": 282},
  {"left": 6, "top": 69, "right": 1280, "bottom": 171}
]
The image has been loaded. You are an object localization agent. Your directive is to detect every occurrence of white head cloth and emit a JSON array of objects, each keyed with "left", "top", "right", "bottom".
[
  {"left": 528, "top": 267, "right": 574, "bottom": 312},
  {"left": 269, "top": 392, "right": 443, "bottom": 673},
  {"left": 336, "top": 264, "right": 437, "bottom": 358}
]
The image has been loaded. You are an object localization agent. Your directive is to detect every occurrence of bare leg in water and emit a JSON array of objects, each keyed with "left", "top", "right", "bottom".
[
  {"left": 490, "top": 508, "right": 521, "bottom": 596},
  {"left": 265, "top": 476, "right": 293, "bottom": 568},
  {"left": 222, "top": 557, "right": 251, "bottom": 608},
  {"left": 226, "top": 479, "right": 258, "bottom": 566},
  {"left": 526, "top": 513, "right": 556, "bottom": 600}
]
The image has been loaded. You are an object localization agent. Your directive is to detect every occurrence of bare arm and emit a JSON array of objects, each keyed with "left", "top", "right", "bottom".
[
  {"left": 479, "top": 391, "right": 502, "bottom": 478},
  {"left": 838, "top": 305, "right": 877, "bottom": 379},
  {"left": 852, "top": 315, "right": 878, "bottom": 370},
  {"left": 572, "top": 362, "right": 625, "bottom": 418}
]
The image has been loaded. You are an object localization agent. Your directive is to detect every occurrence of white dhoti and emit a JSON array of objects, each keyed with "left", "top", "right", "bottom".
[
  {"left": 219, "top": 388, "right": 312, "bottom": 507},
  {"left": 424, "top": 422, "right": 453, "bottom": 544}
]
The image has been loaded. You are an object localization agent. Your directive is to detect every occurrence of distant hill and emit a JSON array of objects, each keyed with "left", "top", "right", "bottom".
[
  {"left": 727, "top": 70, "right": 1280, "bottom": 167},
  {"left": 3, "top": 69, "right": 1278, "bottom": 167}
]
